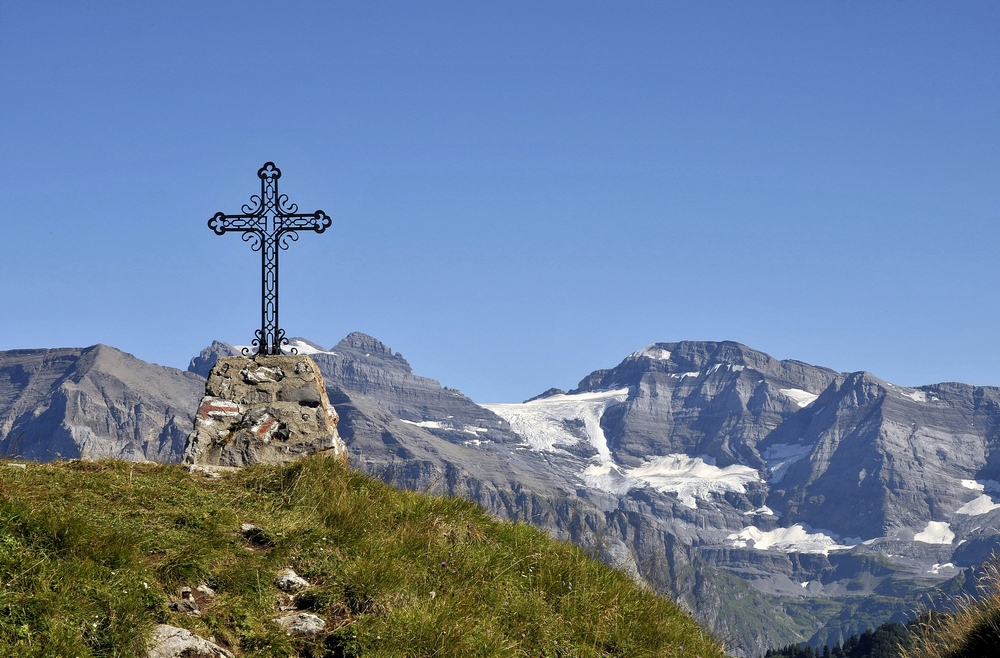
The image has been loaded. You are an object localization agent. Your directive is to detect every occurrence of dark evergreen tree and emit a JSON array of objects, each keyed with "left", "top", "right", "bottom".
[{"left": 763, "top": 619, "right": 913, "bottom": 658}]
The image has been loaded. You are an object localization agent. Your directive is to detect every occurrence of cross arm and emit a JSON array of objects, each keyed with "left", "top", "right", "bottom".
[
  {"left": 208, "top": 212, "right": 265, "bottom": 235},
  {"left": 276, "top": 210, "right": 333, "bottom": 234}
]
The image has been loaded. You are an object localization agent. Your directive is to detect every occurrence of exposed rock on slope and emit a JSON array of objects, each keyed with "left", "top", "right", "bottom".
[
  {"left": 572, "top": 341, "right": 841, "bottom": 468},
  {"left": 0, "top": 345, "right": 203, "bottom": 461}
]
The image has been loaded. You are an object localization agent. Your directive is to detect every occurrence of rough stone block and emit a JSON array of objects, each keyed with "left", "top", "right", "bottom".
[{"left": 182, "top": 355, "right": 347, "bottom": 468}]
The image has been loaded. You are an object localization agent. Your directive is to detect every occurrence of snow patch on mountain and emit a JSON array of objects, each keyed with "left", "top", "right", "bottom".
[
  {"left": 928, "top": 563, "right": 956, "bottom": 575},
  {"left": 960, "top": 479, "right": 1000, "bottom": 492},
  {"left": 286, "top": 339, "right": 337, "bottom": 356},
  {"left": 488, "top": 387, "right": 763, "bottom": 508},
  {"left": 630, "top": 345, "right": 671, "bottom": 361},
  {"left": 400, "top": 419, "right": 444, "bottom": 430},
  {"left": 778, "top": 388, "right": 819, "bottom": 408},
  {"left": 901, "top": 389, "right": 938, "bottom": 403},
  {"left": 463, "top": 426, "right": 489, "bottom": 435},
  {"left": 580, "top": 462, "right": 636, "bottom": 495},
  {"left": 745, "top": 505, "right": 777, "bottom": 517},
  {"left": 624, "top": 455, "right": 760, "bottom": 508},
  {"left": 728, "top": 524, "right": 856, "bottom": 555},
  {"left": 232, "top": 339, "right": 337, "bottom": 357},
  {"left": 956, "top": 495, "right": 1000, "bottom": 516},
  {"left": 580, "top": 455, "right": 761, "bottom": 508},
  {"left": 761, "top": 442, "right": 813, "bottom": 483},
  {"left": 914, "top": 521, "right": 955, "bottom": 545},
  {"left": 483, "top": 388, "right": 629, "bottom": 460}
]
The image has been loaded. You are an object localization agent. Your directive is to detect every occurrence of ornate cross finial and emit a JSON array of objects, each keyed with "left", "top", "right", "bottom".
[{"left": 208, "top": 162, "right": 331, "bottom": 356}]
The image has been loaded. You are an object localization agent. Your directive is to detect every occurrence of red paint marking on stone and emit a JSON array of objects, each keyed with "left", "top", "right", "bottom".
[
  {"left": 256, "top": 417, "right": 276, "bottom": 437},
  {"left": 200, "top": 402, "right": 240, "bottom": 419}
]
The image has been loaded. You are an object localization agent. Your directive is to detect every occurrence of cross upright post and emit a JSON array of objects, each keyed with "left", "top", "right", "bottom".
[{"left": 208, "top": 162, "right": 331, "bottom": 356}]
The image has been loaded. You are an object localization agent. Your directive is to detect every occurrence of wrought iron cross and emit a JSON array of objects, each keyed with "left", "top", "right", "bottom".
[{"left": 208, "top": 162, "right": 331, "bottom": 356}]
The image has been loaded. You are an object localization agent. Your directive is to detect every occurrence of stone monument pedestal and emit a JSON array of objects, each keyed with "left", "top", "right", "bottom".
[{"left": 183, "top": 355, "right": 347, "bottom": 468}]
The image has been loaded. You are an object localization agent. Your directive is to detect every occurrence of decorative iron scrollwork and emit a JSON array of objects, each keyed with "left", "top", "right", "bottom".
[{"left": 208, "top": 162, "right": 332, "bottom": 356}]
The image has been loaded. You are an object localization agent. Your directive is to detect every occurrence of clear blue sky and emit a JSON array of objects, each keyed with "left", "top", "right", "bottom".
[{"left": 1, "top": 2, "right": 998, "bottom": 402}]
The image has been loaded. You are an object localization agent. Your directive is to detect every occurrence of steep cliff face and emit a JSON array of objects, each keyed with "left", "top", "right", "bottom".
[
  {"left": 571, "top": 341, "right": 840, "bottom": 468},
  {"left": 562, "top": 342, "right": 1000, "bottom": 554},
  {"left": 306, "top": 333, "right": 515, "bottom": 440},
  {"left": 0, "top": 345, "right": 203, "bottom": 461},
  {"left": 764, "top": 372, "right": 1000, "bottom": 541}
]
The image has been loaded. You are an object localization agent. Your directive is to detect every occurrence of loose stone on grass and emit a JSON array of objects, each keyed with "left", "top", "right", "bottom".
[
  {"left": 147, "top": 624, "right": 232, "bottom": 658},
  {"left": 167, "top": 587, "right": 200, "bottom": 615},
  {"left": 274, "top": 612, "right": 326, "bottom": 637},
  {"left": 274, "top": 567, "right": 310, "bottom": 593},
  {"left": 240, "top": 522, "right": 274, "bottom": 547}
]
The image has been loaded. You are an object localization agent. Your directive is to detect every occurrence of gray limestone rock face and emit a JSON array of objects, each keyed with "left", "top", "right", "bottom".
[
  {"left": 183, "top": 355, "right": 346, "bottom": 468},
  {"left": 188, "top": 340, "right": 235, "bottom": 379},
  {"left": 0, "top": 345, "right": 203, "bottom": 462},
  {"left": 570, "top": 341, "right": 842, "bottom": 469}
]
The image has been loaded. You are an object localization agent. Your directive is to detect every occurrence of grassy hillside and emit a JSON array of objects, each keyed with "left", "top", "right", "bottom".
[{"left": 0, "top": 457, "right": 724, "bottom": 657}]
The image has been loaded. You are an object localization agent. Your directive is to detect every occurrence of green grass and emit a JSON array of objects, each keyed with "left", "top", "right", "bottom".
[{"left": 0, "top": 457, "right": 724, "bottom": 657}]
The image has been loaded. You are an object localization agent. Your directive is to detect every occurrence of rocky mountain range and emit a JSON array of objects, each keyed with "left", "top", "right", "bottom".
[
  {"left": 0, "top": 345, "right": 203, "bottom": 462},
  {"left": 3, "top": 334, "right": 1000, "bottom": 655}
]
